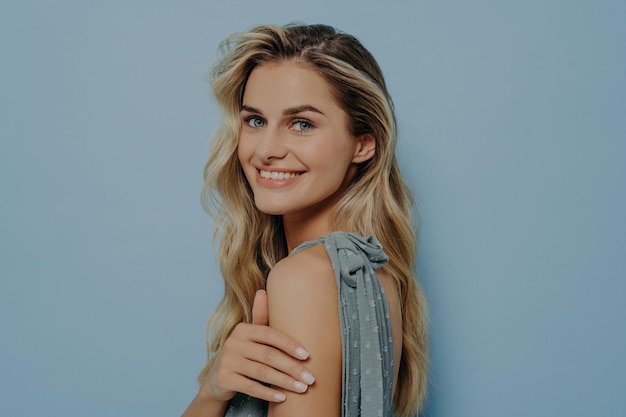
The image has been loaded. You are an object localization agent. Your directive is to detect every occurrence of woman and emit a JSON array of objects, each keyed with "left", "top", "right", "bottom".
[{"left": 182, "top": 24, "right": 428, "bottom": 417}]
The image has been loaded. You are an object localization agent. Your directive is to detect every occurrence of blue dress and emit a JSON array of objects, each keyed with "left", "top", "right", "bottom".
[{"left": 224, "top": 232, "right": 395, "bottom": 417}]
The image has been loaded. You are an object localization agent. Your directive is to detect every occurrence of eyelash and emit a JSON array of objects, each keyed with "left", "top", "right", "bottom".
[
  {"left": 292, "top": 119, "right": 314, "bottom": 132},
  {"left": 244, "top": 116, "right": 266, "bottom": 128},
  {"left": 242, "top": 116, "right": 315, "bottom": 133}
]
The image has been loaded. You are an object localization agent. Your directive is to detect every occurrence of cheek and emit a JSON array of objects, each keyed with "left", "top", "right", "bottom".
[
  {"left": 312, "top": 140, "right": 350, "bottom": 164},
  {"left": 236, "top": 134, "right": 243, "bottom": 157},
  {"left": 236, "top": 142, "right": 252, "bottom": 181},
  {"left": 323, "top": 141, "right": 356, "bottom": 169},
  {"left": 236, "top": 145, "right": 244, "bottom": 165},
  {"left": 237, "top": 137, "right": 251, "bottom": 166},
  {"left": 316, "top": 150, "right": 354, "bottom": 185}
]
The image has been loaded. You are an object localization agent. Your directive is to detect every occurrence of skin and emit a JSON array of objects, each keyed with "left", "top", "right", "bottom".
[
  {"left": 237, "top": 61, "right": 373, "bottom": 250},
  {"left": 181, "top": 291, "right": 315, "bottom": 417},
  {"left": 182, "top": 61, "right": 403, "bottom": 417}
]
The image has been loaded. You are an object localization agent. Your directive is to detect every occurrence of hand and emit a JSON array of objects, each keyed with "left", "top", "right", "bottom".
[{"left": 200, "top": 290, "right": 316, "bottom": 403}]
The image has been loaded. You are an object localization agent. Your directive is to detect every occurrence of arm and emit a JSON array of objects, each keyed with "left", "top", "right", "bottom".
[
  {"left": 181, "top": 290, "right": 316, "bottom": 417},
  {"left": 266, "top": 244, "right": 342, "bottom": 417}
]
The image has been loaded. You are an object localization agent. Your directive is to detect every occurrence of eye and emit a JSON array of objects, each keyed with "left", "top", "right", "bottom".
[
  {"left": 292, "top": 119, "right": 314, "bottom": 132},
  {"left": 245, "top": 116, "right": 266, "bottom": 128}
]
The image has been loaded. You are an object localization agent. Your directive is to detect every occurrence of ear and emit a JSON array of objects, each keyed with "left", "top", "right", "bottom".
[{"left": 352, "top": 134, "right": 376, "bottom": 163}]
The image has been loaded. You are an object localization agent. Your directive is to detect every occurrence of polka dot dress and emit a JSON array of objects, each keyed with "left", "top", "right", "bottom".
[{"left": 224, "top": 232, "right": 395, "bottom": 417}]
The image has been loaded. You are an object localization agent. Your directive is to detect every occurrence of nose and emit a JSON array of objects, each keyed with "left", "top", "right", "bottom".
[{"left": 255, "top": 127, "right": 288, "bottom": 162}]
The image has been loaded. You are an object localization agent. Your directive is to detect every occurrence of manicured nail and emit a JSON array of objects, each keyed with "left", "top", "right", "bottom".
[
  {"left": 295, "top": 347, "right": 309, "bottom": 360},
  {"left": 293, "top": 381, "right": 308, "bottom": 393},
  {"left": 273, "top": 392, "right": 286, "bottom": 402},
  {"left": 300, "top": 371, "right": 315, "bottom": 385}
]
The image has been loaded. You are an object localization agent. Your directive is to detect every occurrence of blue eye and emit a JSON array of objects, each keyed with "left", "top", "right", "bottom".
[
  {"left": 246, "top": 116, "right": 265, "bottom": 128},
  {"left": 293, "top": 120, "right": 313, "bottom": 132}
]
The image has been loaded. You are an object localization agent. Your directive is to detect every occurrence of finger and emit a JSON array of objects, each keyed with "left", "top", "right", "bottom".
[
  {"left": 234, "top": 323, "right": 310, "bottom": 360},
  {"left": 252, "top": 289, "right": 269, "bottom": 326},
  {"left": 242, "top": 344, "right": 316, "bottom": 388},
  {"left": 229, "top": 373, "right": 287, "bottom": 403},
  {"left": 226, "top": 354, "right": 312, "bottom": 394}
]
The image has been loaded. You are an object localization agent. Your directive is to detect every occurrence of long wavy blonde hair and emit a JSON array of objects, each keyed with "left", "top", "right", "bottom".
[{"left": 199, "top": 24, "right": 428, "bottom": 416}]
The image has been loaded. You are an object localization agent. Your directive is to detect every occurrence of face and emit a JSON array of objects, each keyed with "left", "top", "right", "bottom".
[{"left": 237, "top": 61, "right": 373, "bottom": 223}]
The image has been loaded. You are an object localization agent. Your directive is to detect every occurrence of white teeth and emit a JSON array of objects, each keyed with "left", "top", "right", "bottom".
[{"left": 260, "top": 169, "right": 299, "bottom": 180}]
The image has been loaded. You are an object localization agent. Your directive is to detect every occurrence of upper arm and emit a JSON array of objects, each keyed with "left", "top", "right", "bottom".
[{"left": 266, "top": 244, "right": 342, "bottom": 417}]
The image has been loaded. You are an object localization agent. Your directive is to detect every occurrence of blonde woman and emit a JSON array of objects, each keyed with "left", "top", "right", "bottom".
[{"left": 182, "top": 24, "right": 428, "bottom": 417}]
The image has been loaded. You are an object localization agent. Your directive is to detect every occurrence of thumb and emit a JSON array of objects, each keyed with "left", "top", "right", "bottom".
[{"left": 252, "top": 289, "right": 269, "bottom": 326}]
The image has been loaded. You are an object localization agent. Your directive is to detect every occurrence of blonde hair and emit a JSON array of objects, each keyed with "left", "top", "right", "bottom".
[{"left": 199, "top": 24, "right": 428, "bottom": 416}]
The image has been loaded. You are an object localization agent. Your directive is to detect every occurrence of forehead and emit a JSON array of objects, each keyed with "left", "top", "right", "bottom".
[{"left": 242, "top": 61, "right": 340, "bottom": 112}]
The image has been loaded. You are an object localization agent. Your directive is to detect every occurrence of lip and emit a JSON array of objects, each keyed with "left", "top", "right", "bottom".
[{"left": 255, "top": 167, "right": 304, "bottom": 188}]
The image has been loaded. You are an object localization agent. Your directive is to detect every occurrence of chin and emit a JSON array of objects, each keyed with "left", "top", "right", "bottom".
[{"left": 253, "top": 200, "right": 288, "bottom": 216}]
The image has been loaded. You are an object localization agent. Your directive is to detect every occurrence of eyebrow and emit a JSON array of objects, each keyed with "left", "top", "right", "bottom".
[{"left": 240, "top": 104, "right": 325, "bottom": 116}]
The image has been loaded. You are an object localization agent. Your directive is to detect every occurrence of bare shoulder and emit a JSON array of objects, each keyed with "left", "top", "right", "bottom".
[
  {"left": 266, "top": 243, "right": 339, "bottom": 332},
  {"left": 266, "top": 242, "right": 339, "bottom": 342},
  {"left": 268, "top": 243, "right": 334, "bottom": 286},
  {"left": 266, "top": 243, "right": 342, "bottom": 416}
]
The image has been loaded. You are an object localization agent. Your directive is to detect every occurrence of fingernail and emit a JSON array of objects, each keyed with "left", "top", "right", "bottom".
[
  {"left": 300, "top": 371, "right": 315, "bottom": 385},
  {"left": 293, "top": 381, "right": 308, "bottom": 393},
  {"left": 273, "top": 392, "right": 286, "bottom": 402},
  {"left": 295, "top": 347, "right": 309, "bottom": 360}
]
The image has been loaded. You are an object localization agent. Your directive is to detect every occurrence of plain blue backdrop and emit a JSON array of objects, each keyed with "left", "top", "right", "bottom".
[{"left": 1, "top": 1, "right": 624, "bottom": 416}]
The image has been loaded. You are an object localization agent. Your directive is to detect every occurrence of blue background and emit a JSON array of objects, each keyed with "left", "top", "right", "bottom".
[{"left": 1, "top": 1, "right": 624, "bottom": 416}]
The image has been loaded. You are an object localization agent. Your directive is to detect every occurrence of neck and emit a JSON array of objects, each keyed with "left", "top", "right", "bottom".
[
  {"left": 282, "top": 167, "right": 357, "bottom": 252},
  {"left": 282, "top": 202, "right": 335, "bottom": 253}
]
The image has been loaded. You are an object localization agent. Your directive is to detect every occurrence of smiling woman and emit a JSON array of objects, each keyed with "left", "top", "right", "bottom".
[
  {"left": 238, "top": 61, "right": 374, "bottom": 221},
  {"left": 181, "top": 24, "right": 428, "bottom": 417}
]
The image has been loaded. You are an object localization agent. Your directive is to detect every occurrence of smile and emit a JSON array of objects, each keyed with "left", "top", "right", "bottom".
[{"left": 259, "top": 169, "right": 301, "bottom": 180}]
